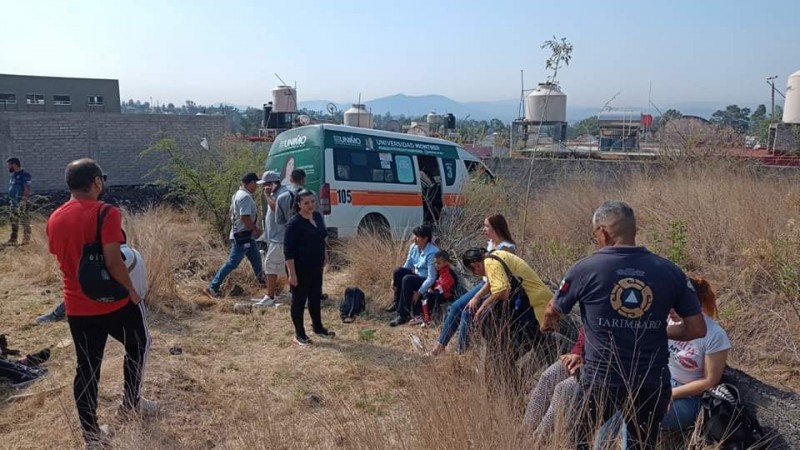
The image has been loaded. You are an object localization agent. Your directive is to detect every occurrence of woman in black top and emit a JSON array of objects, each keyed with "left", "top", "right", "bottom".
[{"left": 284, "top": 190, "right": 334, "bottom": 346}]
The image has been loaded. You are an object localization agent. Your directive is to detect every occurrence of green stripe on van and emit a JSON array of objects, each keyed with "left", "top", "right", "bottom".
[{"left": 324, "top": 131, "right": 460, "bottom": 160}]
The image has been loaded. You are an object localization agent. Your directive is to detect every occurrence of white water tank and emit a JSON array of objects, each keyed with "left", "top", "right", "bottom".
[
  {"left": 343, "top": 104, "right": 374, "bottom": 128},
  {"left": 784, "top": 70, "right": 800, "bottom": 124},
  {"left": 525, "top": 83, "right": 567, "bottom": 123},
  {"left": 272, "top": 85, "right": 297, "bottom": 113},
  {"left": 427, "top": 112, "right": 443, "bottom": 126}
]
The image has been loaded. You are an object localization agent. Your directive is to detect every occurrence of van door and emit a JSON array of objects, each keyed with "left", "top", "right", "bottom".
[{"left": 417, "top": 155, "right": 443, "bottom": 224}]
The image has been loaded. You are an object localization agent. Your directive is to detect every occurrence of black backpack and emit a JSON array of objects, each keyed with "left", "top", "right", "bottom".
[
  {"left": 340, "top": 287, "right": 365, "bottom": 323},
  {"left": 77, "top": 204, "right": 129, "bottom": 303},
  {"left": 701, "top": 383, "right": 766, "bottom": 449}
]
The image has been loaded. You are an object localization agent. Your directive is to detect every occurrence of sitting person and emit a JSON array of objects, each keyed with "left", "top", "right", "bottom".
[
  {"left": 460, "top": 247, "right": 551, "bottom": 385},
  {"left": 430, "top": 214, "right": 517, "bottom": 356},
  {"left": 663, "top": 276, "right": 730, "bottom": 430},
  {"left": 0, "top": 334, "right": 50, "bottom": 389},
  {"left": 416, "top": 250, "right": 458, "bottom": 326},
  {"left": 523, "top": 327, "right": 585, "bottom": 436},
  {"left": 388, "top": 225, "right": 439, "bottom": 327}
]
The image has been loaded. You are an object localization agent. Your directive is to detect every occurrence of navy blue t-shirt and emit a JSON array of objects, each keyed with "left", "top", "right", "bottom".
[
  {"left": 554, "top": 246, "right": 701, "bottom": 387},
  {"left": 8, "top": 169, "right": 31, "bottom": 203}
]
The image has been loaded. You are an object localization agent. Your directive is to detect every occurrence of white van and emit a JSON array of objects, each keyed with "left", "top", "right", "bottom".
[{"left": 265, "top": 124, "right": 493, "bottom": 238}]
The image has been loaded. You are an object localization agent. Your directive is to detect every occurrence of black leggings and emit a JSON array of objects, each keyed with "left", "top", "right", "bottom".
[
  {"left": 67, "top": 301, "right": 150, "bottom": 439},
  {"left": 290, "top": 266, "right": 325, "bottom": 337}
]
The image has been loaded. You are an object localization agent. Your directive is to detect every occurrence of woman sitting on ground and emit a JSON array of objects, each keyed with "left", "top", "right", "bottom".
[
  {"left": 662, "top": 276, "right": 731, "bottom": 430},
  {"left": 388, "top": 225, "right": 439, "bottom": 327},
  {"left": 523, "top": 327, "right": 585, "bottom": 437},
  {"left": 430, "top": 214, "right": 516, "bottom": 356}
]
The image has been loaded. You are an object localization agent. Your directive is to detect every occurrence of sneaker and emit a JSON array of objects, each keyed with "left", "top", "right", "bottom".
[
  {"left": 84, "top": 425, "right": 111, "bottom": 450},
  {"left": 390, "top": 316, "right": 410, "bottom": 327},
  {"left": 252, "top": 296, "right": 276, "bottom": 308},
  {"left": 408, "top": 316, "right": 424, "bottom": 326},
  {"left": 293, "top": 335, "right": 313, "bottom": 346},
  {"left": 118, "top": 397, "right": 160, "bottom": 420},
  {"left": 35, "top": 311, "right": 65, "bottom": 324},
  {"left": 203, "top": 287, "right": 220, "bottom": 299},
  {"left": 10, "top": 366, "right": 47, "bottom": 389},
  {"left": 314, "top": 328, "right": 335, "bottom": 338}
]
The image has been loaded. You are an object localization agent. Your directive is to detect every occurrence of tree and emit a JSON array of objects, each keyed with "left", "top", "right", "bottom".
[
  {"left": 568, "top": 116, "right": 599, "bottom": 138},
  {"left": 661, "top": 109, "right": 683, "bottom": 123},
  {"left": 710, "top": 105, "right": 751, "bottom": 133}
]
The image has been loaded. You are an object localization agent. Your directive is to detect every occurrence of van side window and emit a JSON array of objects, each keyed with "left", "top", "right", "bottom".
[
  {"left": 395, "top": 155, "right": 415, "bottom": 183},
  {"left": 463, "top": 160, "right": 493, "bottom": 183},
  {"left": 442, "top": 158, "right": 457, "bottom": 186},
  {"left": 333, "top": 148, "right": 416, "bottom": 185}
]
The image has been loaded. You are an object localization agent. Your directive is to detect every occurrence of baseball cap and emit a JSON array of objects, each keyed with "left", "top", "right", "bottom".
[
  {"left": 257, "top": 170, "right": 281, "bottom": 185},
  {"left": 241, "top": 172, "right": 259, "bottom": 184}
]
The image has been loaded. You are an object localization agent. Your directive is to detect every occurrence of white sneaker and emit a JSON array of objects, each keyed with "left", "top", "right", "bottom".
[{"left": 253, "top": 296, "right": 276, "bottom": 308}]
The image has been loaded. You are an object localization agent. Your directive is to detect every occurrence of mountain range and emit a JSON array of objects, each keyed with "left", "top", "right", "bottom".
[{"left": 221, "top": 94, "right": 755, "bottom": 123}]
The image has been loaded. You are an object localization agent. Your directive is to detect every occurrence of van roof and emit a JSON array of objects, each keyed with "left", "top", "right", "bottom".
[{"left": 271, "top": 124, "right": 479, "bottom": 161}]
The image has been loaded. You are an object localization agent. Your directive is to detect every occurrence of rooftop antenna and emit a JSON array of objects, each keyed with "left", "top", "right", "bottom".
[{"left": 600, "top": 91, "right": 621, "bottom": 113}]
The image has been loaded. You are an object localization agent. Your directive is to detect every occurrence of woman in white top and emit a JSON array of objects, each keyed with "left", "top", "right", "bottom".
[
  {"left": 431, "top": 214, "right": 517, "bottom": 355},
  {"left": 663, "top": 276, "right": 731, "bottom": 430}
]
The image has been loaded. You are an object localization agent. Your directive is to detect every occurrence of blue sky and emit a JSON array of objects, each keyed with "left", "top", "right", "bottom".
[{"left": 1, "top": 0, "right": 798, "bottom": 110}]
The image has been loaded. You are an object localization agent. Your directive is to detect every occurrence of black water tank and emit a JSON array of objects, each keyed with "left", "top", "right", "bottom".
[
  {"left": 263, "top": 103, "right": 273, "bottom": 128},
  {"left": 445, "top": 113, "right": 456, "bottom": 130}
]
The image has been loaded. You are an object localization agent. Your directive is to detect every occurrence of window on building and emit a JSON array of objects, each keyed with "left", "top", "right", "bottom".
[
  {"left": 87, "top": 95, "right": 104, "bottom": 106},
  {"left": 53, "top": 95, "right": 71, "bottom": 105},
  {"left": 26, "top": 94, "right": 45, "bottom": 105},
  {"left": 0, "top": 93, "right": 16, "bottom": 104},
  {"left": 333, "top": 148, "right": 416, "bottom": 185}
]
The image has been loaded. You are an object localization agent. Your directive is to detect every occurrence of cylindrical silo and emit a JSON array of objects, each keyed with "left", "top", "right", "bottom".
[
  {"left": 525, "top": 83, "right": 567, "bottom": 123},
  {"left": 272, "top": 86, "right": 297, "bottom": 113},
  {"left": 783, "top": 70, "right": 800, "bottom": 124},
  {"left": 343, "top": 104, "right": 374, "bottom": 128}
]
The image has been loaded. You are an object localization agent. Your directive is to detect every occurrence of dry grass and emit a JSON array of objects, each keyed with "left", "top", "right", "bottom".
[{"left": 0, "top": 160, "right": 799, "bottom": 449}]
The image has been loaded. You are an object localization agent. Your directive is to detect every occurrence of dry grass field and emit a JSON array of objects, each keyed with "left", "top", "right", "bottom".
[{"left": 0, "top": 160, "right": 798, "bottom": 449}]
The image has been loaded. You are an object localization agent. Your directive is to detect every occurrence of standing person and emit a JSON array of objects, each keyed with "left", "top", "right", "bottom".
[
  {"left": 6, "top": 157, "right": 32, "bottom": 245},
  {"left": 431, "top": 214, "right": 518, "bottom": 356},
  {"left": 388, "top": 225, "right": 439, "bottom": 327},
  {"left": 47, "top": 159, "right": 157, "bottom": 449},
  {"left": 204, "top": 173, "right": 265, "bottom": 298},
  {"left": 276, "top": 168, "right": 321, "bottom": 225},
  {"left": 540, "top": 201, "right": 707, "bottom": 450},
  {"left": 284, "top": 190, "right": 334, "bottom": 346},
  {"left": 254, "top": 170, "right": 286, "bottom": 308}
]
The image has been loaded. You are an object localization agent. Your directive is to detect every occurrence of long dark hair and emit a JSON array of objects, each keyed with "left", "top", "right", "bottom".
[
  {"left": 293, "top": 189, "right": 316, "bottom": 213},
  {"left": 487, "top": 214, "right": 515, "bottom": 245}
]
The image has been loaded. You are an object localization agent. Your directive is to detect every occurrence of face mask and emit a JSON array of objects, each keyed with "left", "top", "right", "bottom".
[{"left": 8, "top": 167, "right": 14, "bottom": 173}]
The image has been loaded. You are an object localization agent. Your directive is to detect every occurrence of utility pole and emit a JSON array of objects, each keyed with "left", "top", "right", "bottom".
[{"left": 767, "top": 76, "right": 778, "bottom": 120}]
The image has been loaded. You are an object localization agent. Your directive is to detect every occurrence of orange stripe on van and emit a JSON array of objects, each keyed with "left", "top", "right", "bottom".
[
  {"left": 334, "top": 190, "right": 422, "bottom": 207},
  {"left": 443, "top": 193, "right": 464, "bottom": 207}
]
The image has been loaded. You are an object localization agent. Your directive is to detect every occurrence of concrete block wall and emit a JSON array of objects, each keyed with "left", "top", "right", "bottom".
[{"left": 0, "top": 112, "right": 226, "bottom": 191}]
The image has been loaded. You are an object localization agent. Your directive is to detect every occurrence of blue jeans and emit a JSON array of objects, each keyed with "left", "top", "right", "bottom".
[
  {"left": 209, "top": 239, "right": 264, "bottom": 292},
  {"left": 438, "top": 281, "right": 484, "bottom": 352},
  {"left": 661, "top": 378, "right": 700, "bottom": 430}
]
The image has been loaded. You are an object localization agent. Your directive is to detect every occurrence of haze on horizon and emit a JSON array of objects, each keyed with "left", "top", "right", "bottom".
[{"left": 1, "top": 0, "right": 798, "bottom": 110}]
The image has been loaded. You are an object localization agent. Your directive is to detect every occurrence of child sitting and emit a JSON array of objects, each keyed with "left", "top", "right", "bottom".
[{"left": 410, "top": 250, "right": 457, "bottom": 326}]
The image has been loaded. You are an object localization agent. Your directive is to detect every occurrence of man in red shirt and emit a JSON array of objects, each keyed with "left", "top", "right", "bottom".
[{"left": 47, "top": 159, "right": 157, "bottom": 448}]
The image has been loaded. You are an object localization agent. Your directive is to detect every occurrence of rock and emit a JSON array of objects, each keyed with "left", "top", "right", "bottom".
[
  {"left": 307, "top": 392, "right": 322, "bottom": 408},
  {"left": 723, "top": 366, "right": 800, "bottom": 449}
]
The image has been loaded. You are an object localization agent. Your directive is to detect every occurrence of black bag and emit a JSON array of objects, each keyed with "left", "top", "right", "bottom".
[
  {"left": 77, "top": 204, "right": 129, "bottom": 303},
  {"left": 340, "top": 287, "right": 365, "bottom": 323},
  {"left": 701, "top": 383, "right": 766, "bottom": 449}
]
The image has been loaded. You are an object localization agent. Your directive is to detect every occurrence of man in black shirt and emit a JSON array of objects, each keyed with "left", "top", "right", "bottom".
[{"left": 540, "top": 201, "right": 706, "bottom": 450}]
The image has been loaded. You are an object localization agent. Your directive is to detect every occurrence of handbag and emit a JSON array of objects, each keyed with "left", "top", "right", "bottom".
[{"left": 77, "top": 204, "right": 129, "bottom": 303}]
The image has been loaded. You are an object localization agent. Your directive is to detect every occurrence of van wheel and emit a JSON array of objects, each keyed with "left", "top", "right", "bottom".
[{"left": 358, "top": 214, "right": 390, "bottom": 238}]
